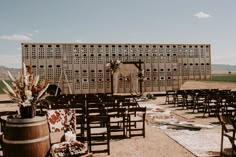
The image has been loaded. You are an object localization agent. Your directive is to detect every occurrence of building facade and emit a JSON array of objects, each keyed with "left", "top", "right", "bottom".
[{"left": 22, "top": 43, "right": 211, "bottom": 94}]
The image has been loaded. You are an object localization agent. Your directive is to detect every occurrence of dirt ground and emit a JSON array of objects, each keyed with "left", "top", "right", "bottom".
[{"left": 1, "top": 80, "right": 236, "bottom": 157}]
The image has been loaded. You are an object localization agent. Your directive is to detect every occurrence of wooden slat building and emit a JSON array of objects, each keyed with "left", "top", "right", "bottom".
[{"left": 22, "top": 43, "right": 211, "bottom": 94}]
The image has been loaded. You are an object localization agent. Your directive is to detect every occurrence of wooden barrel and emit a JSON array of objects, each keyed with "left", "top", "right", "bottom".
[{"left": 3, "top": 116, "right": 50, "bottom": 157}]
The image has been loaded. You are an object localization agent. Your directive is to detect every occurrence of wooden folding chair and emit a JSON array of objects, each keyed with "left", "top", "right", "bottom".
[
  {"left": 46, "top": 108, "right": 91, "bottom": 157},
  {"left": 218, "top": 115, "right": 236, "bottom": 157},
  {"left": 87, "top": 116, "right": 110, "bottom": 155},
  {"left": 165, "top": 90, "right": 176, "bottom": 104},
  {"left": 192, "top": 92, "right": 207, "bottom": 113},
  {"left": 174, "top": 90, "right": 185, "bottom": 107},
  {"left": 223, "top": 97, "right": 236, "bottom": 118},
  {"left": 69, "top": 102, "right": 86, "bottom": 142},
  {"left": 127, "top": 107, "right": 146, "bottom": 138},
  {"left": 106, "top": 107, "right": 126, "bottom": 138},
  {"left": 0, "top": 111, "right": 18, "bottom": 151}
]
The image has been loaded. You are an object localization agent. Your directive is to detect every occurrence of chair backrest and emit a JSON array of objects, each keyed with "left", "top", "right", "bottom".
[
  {"left": 0, "top": 111, "right": 18, "bottom": 117},
  {"left": 87, "top": 102, "right": 105, "bottom": 117},
  {"left": 50, "top": 99, "right": 70, "bottom": 109},
  {"left": 47, "top": 109, "right": 76, "bottom": 144},
  {"left": 87, "top": 115, "right": 110, "bottom": 125},
  {"left": 218, "top": 115, "right": 233, "bottom": 133},
  {"left": 36, "top": 99, "right": 50, "bottom": 115},
  {"left": 0, "top": 111, "right": 18, "bottom": 132},
  {"left": 68, "top": 103, "right": 86, "bottom": 141},
  {"left": 106, "top": 108, "right": 126, "bottom": 118},
  {"left": 103, "top": 102, "right": 120, "bottom": 109},
  {"left": 218, "top": 115, "right": 236, "bottom": 156},
  {"left": 47, "top": 108, "right": 76, "bottom": 133},
  {"left": 46, "top": 109, "right": 76, "bottom": 144},
  {"left": 69, "top": 103, "right": 86, "bottom": 117},
  {"left": 166, "top": 90, "right": 176, "bottom": 96},
  {"left": 121, "top": 102, "right": 139, "bottom": 109},
  {"left": 128, "top": 107, "right": 146, "bottom": 117}
]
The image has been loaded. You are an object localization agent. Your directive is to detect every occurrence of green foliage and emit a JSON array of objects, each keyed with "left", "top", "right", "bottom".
[
  {"left": 0, "top": 80, "right": 12, "bottom": 94},
  {"left": 211, "top": 74, "right": 236, "bottom": 82}
]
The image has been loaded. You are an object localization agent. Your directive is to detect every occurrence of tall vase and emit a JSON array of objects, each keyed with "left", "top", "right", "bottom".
[{"left": 20, "top": 105, "right": 36, "bottom": 118}]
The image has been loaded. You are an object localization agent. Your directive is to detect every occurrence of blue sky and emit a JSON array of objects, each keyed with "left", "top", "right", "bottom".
[{"left": 0, "top": 0, "right": 236, "bottom": 68}]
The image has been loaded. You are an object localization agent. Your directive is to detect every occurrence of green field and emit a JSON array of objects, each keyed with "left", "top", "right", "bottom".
[{"left": 211, "top": 74, "right": 236, "bottom": 82}]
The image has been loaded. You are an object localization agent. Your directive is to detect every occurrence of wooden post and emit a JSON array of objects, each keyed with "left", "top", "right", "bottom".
[
  {"left": 111, "top": 73, "right": 113, "bottom": 95},
  {"left": 137, "top": 59, "right": 143, "bottom": 94}
]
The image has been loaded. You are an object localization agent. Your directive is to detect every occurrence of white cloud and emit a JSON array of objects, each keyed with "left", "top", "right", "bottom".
[
  {"left": 194, "top": 12, "right": 212, "bottom": 19},
  {"left": 0, "top": 34, "right": 32, "bottom": 41}
]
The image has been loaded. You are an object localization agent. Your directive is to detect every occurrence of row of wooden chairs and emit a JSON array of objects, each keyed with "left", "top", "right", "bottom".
[
  {"left": 43, "top": 95, "right": 146, "bottom": 155},
  {"left": 165, "top": 89, "right": 236, "bottom": 118},
  {"left": 46, "top": 94, "right": 136, "bottom": 105},
  {"left": 0, "top": 94, "right": 146, "bottom": 156},
  {"left": 166, "top": 89, "right": 236, "bottom": 155}
]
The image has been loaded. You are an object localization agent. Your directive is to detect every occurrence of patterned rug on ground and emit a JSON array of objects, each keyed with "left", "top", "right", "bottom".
[{"left": 164, "top": 129, "right": 231, "bottom": 157}]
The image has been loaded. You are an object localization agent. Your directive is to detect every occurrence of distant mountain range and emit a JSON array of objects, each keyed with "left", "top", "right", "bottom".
[
  {"left": 0, "top": 64, "right": 235, "bottom": 80},
  {"left": 211, "top": 64, "right": 236, "bottom": 73},
  {"left": 0, "top": 66, "right": 20, "bottom": 80}
]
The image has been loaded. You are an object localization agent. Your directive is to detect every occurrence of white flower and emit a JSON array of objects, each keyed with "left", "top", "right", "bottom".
[
  {"left": 116, "top": 60, "right": 121, "bottom": 64},
  {"left": 25, "top": 90, "right": 32, "bottom": 98},
  {"left": 65, "top": 131, "right": 76, "bottom": 142},
  {"left": 106, "top": 63, "right": 111, "bottom": 67},
  {"left": 22, "top": 102, "right": 31, "bottom": 107}
]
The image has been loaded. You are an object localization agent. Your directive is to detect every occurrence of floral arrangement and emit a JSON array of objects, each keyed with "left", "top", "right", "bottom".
[
  {"left": 106, "top": 59, "right": 121, "bottom": 74},
  {"left": 2, "top": 63, "right": 49, "bottom": 118}
]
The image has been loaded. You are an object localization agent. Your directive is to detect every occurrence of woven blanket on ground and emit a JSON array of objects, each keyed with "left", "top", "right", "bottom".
[{"left": 164, "top": 129, "right": 231, "bottom": 157}]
